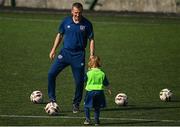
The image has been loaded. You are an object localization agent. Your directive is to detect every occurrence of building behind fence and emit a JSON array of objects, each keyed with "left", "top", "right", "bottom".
[{"left": 1, "top": 0, "right": 180, "bottom": 13}]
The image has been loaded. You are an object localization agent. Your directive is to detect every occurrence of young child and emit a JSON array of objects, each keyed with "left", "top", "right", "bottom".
[{"left": 84, "top": 55, "right": 111, "bottom": 125}]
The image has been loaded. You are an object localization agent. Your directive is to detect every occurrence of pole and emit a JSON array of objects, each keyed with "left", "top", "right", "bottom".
[{"left": 11, "top": 0, "right": 16, "bottom": 8}]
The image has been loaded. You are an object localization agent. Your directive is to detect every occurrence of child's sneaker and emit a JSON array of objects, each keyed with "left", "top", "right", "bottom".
[{"left": 84, "top": 119, "right": 91, "bottom": 125}]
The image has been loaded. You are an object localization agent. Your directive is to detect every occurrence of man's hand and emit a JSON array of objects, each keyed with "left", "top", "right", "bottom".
[{"left": 49, "top": 49, "right": 55, "bottom": 61}]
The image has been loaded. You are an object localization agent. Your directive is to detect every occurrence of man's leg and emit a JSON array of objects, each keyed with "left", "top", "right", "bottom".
[
  {"left": 71, "top": 65, "right": 85, "bottom": 112},
  {"left": 48, "top": 55, "right": 68, "bottom": 102},
  {"left": 70, "top": 51, "right": 85, "bottom": 112}
]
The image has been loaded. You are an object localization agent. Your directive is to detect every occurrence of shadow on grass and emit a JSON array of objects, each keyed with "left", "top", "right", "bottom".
[
  {"left": 52, "top": 100, "right": 180, "bottom": 113},
  {"left": 102, "top": 104, "right": 180, "bottom": 112},
  {"left": 34, "top": 99, "right": 180, "bottom": 113},
  {"left": 169, "top": 99, "right": 180, "bottom": 102}
]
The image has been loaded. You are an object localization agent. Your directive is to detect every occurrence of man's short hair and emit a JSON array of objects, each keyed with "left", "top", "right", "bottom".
[{"left": 72, "top": 2, "right": 83, "bottom": 10}]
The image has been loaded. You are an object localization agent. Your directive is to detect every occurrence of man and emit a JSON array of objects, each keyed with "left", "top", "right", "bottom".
[{"left": 48, "top": 2, "right": 95, "bottom": 113}]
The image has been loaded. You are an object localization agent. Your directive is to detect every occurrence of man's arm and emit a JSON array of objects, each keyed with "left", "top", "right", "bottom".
[
  {"left": 89, "top": 38, "right": 95, "bottom": 58},
  {"left": 49, "top": 33, "right": 63, "bottom": 60}
]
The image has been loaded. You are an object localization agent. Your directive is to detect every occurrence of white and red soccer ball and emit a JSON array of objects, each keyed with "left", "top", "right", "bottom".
[
  {"left": 30, "top": 90, "right": 43, "bottom": 104},
  {"left": 159, "top": 88, "right": 172, "bottom": 102},
  {"left": 44, "top": 102, "right": 60, "bottom": 115},
  {"left": 115, "top": 93, "right": 128, "bottom": 106}
]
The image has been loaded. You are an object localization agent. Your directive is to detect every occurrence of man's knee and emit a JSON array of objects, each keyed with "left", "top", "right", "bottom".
[{"left": 48, "top": 71, "right": 57, "bottom": 80}]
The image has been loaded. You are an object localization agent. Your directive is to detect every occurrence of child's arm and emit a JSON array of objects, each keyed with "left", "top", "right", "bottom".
[
  {"left": 107, "top": 85, "right": 112, "bottom": 95},
  {"left": 103, "top": 75, "right": 111, "bottom": 95}
]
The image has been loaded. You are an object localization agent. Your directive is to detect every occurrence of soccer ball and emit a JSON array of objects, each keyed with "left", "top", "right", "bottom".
[
  {"left": 44, "top": 102, "right": 60, "bottom": 115},
  {"left": 159, "top": 88, "right": 172, "bottom": 101},
  {"left": 30, "top": 90, "right": 43, "bottom": 103},
  {"left": 115, "top": 93, "right": 128, "bottom": 106}
]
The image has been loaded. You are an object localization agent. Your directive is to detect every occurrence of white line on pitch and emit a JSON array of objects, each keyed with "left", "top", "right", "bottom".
[{"left": 0, "top": 115, "right": 180, "bottom": 123}]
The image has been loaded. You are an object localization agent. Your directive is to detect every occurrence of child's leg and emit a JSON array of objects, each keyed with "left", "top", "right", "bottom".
[
  {"left": 94, "top": 107, "right": 100, "bottom": 124},
  {"left": 84, "top": 107, "right": 90, "bottom": 120}
]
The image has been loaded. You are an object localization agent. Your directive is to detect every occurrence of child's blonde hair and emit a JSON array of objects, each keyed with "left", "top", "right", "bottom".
[{"left": 88, "top": 55, "right": 101, "bottom": 68}]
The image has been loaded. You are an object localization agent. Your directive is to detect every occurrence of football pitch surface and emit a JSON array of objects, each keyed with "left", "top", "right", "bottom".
[{"left": 0, "top": 11, "right": 180, "bottom": 126}]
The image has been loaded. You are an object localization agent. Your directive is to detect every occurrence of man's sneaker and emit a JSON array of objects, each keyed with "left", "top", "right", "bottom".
[
  {"left": 72, "top": 104, "right": 79, "bottom": 113},
  {"left": 48, "top": 99, "right": 56, "bottom": 103},
  {"left": 84, "top": 119, "right": 91, "bottom": 125},
  {"left": 95, "top": 119, "right": 100, "bottom": 126}
]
